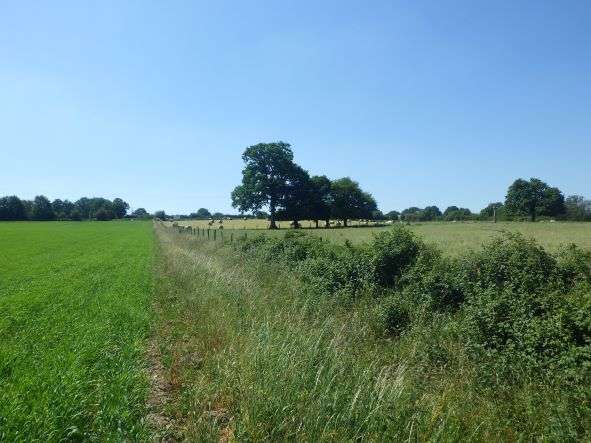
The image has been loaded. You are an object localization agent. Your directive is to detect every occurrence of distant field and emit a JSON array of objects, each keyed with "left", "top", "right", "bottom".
[
  {"left": 173, "top": 220, "right": 591, "bottom": 255},
  {"left": 0, "top": 221, "right": 153, "bottom": 440}
]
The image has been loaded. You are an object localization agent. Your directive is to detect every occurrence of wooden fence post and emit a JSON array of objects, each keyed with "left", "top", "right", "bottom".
[
  {"left": 207, "top": 229, "right": 210, "bottom": 239},
  {"left": 230, "top": 233, "right": 233, "bottom": 243},
  {"left": 214, "top": 230, "right": 217, "bottom": 241}
]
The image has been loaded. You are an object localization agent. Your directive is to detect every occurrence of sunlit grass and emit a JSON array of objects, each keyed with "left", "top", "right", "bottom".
[
  {"left": 0, "top": 221, "right": 154, "bottom": 441},
  {"left": 175, "top": 220, "right": 591, "bottom": 255}
]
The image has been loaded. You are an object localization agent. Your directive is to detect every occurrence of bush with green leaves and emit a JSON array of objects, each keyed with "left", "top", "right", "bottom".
[
  {"left": 459, "top": 233, "right": 591, "bottom": 379},
  {"left": 370, "top": 226, "right": 422, "bottom": 287},
  {"left": 376, "top": 296, "right": 411, "bottom": 336}
]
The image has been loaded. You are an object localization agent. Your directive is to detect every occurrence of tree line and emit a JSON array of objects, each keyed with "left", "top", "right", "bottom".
[
  {"left": 0, "top": 195, "right": 137, "bottom": 221},
  {"left": 231, "top": 142, "right": 378, "bottom": 228},
  {"left": 229, "top": 142, "right": 591, "bottom": 227}
]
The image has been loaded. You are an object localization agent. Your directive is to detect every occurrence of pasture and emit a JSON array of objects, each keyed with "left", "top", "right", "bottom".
[
  {"left": 174, "top": 220, "right": 591, "bottom": 255},
  {"left": 0, "top": 221, "right": 153, "bottom": 440}
]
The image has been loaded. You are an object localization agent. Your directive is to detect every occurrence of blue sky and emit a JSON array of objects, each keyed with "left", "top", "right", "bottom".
[{"left": 1, "top": 1, "right": 590, "bottom": 214}]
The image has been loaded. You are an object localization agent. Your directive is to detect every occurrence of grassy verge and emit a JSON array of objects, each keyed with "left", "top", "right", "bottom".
[
  {"left": 0, "top": 221, "right": 154, "bottom": 441},
  {"left": 153, "top": 224, "right": 590, "bottom": 441}
]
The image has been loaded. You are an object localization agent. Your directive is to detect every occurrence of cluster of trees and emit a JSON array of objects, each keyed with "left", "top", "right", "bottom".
[
  {"left": 231, "top": 142, "right": 377, "bottom": 228},
  {"left": 377, "top": 178, "right": 590, "bottom": 223},
  {"left": 0, "top": 195, "right": 132, "bottom": 221},
  {"left": 482, "top": 178, "right": 591, "bottom": 222}
]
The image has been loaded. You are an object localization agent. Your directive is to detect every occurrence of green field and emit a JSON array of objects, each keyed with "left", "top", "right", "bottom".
[
  {"left": 0, "top": 221, "right": 153, "bottom": 441},
  {"left": 175, "top": 220, "right": 591, "bottom": 255},
  {"left": 2, "top": 220, "right": 589, "bottom": 440}
]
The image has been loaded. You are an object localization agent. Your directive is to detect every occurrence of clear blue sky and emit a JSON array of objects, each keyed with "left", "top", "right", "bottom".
[{"left": 1, "top": 1, "right": 590, "bottom": 214}]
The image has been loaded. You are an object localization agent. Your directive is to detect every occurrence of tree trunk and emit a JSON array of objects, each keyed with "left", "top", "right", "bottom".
[
  {"left": 343, "top": 219, "right": 348, "bottom": 227},
  {"left": 314, "top": 220, "right": 319, "bottom": 229},
  {"left": 269, "top": 199, "right": 278, "bottom": 229},
  {"left": 325, "top": 219, "right": 330, "bottom": 228}
]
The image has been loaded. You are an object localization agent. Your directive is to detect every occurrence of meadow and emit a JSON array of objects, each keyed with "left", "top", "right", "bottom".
[
  {"left": 0, "top": 221, "right": 153, "bottom": 441},
  {"left": 175, "top": 219, "right": 591, "bottom": 255}
]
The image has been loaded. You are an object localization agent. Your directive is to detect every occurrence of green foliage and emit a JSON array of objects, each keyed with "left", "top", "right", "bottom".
[
  {"left": 370, "top": 226, "right": 422, "bottom": 287},
  {"left": 505, "top": 177, "right": 566, "bottom": 221},
  {"left": 95, "top": 208, "right": 114, "bottom": 221},
  {"left": 330, "top": 177, "right": 377, "bottom": 226},
  {"left": 195, "top": 207, "right": 211, "bottom": 218},
  {"left": 308, "top": 175, "right": 332, "bottom": 225},
  {"left": 154, "top": 210, "right": 167, "bottom": 220},
  {"left": 377, "top": 296, "right": 411, "bottom": 335},
  {"left": 231, "top": 142, "right": 303, "bottom": 228},
  {"left": 565, "top": 195, "right": 591, "bottom": 221},
  {"left": 384, "top": 210, "right": 400, "bottom": 220},
  {"left": 111, "top": 198, "right": 130, "bottom": 218},
  {"left": 132, "top": 207, "right": 150, "bottom": 219},
  {"left": 31, "top": 195, "right": 55, "bottom": 220},
  {"left": 0, "top": 195, "right": 27, "bottom": 220}
]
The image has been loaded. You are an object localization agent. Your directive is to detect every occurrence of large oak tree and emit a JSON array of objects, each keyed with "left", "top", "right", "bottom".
[{"left": 231, "top": 142, "right": 304, "bottom": 229}]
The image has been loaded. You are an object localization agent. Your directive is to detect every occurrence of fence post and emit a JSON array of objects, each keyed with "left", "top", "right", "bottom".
[
  {"left": 214, "top": 230, "right": 217, "bottom": 241},
  {"left": 207, "top": 229, "right": 210, "bottom": 239},
  {"left": 230, "top": 233, "right": 233, "bottom": 243}
]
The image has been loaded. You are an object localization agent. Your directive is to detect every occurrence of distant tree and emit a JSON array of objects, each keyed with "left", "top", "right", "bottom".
[
  {"left": 95, "top": 208, "right": 114, "bottom": 221},
  {"left": 231, "top": 142, "right": 304, "bottom": 229},
  {"left": 400, "top": 207, "right": 422, "bottom": 221},
  {"left": 0, "top": 195, "right": 27, "bottom": 220},
  {"left": 70, "top": 209, "right": 82, "bottom": 221},
  {"left": 277, "top": 165, "right": 312, "bottom": 228},
  {"left": 253, "top": 210, "right": 268, "bottom": 219},
  {"left": 75, "top": 197, "right": 92, "bottom": 219},
  {"left": 31, "top": 195, "right": 55, "bottom": 220},
  {"left": 132, "top": 208, "right": 150, "bottom": 219},
  {"left": 212, "top": 212, "right": 224, "bottom": 219},
  {"left": 480, "top": 202, "right": 503, "bottom": 217},
  {"left": 330, "top": 177, "right": 377, "bottom": 227},
  {"left": 422, "top": 206, "right": 442, "bottom": 221},
  {"left": 565, "top": 195, "right": 591, "bottom": 221},
  {"left": 195, "top": 208, "right": 211, "bottom": 219},
  {"left": 112, "top": 198, "right": 129, "bottom": 219},
  {"left": 52, "top": 199, "right": 65, "bottom": 219},
  {"left": 444, "top": 207, "right": 473, "bottom": 221},
  {"left": 308, "top": 175, "right": 332, "bottom": 228},
  {"left": 22, "top": 200, "right": 33, "bottom": 219},
  {"left": 385, "top": 210, "right": 400, "bottom": 221},
  {"left": 371, "top": 209, "right": 385, "bottom": 220},
  {"left": 505, "top": 178, "right": 565, "bottom": 221},
  {"left": 443, "top": 206, "right": 459, "bottom": 217},
  {"left": 154, "top": 210, "right": 167, "bottom": 220}
]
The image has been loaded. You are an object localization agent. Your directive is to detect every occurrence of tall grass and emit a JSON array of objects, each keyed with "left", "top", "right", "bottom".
[
  {"left": 0, "top": 221, "right": 154, "bottom": 441},
  {"left": 153, "top": 224, "right": 590, "bottom": 441}
]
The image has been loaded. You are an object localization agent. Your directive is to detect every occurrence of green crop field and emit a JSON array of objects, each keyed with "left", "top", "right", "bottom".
[
  {"left": 0, "top": 221, "right": 153, "bottom": 441},
  {"left": 175, "top": 220, "right": 591, "bottom": 255}
]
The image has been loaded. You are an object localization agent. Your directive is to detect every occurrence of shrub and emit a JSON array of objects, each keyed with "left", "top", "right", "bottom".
[
  {"left": 378, "top": 296, "right": 411, "bottom": 336},
  {"left": 297, "top": 248, "right": 375, "bottom": 299},
  {"left": 465, "top": 232, "right": 558, "bottom": 294},
  {"left": 401, "top": 245, "right": 466, "bottom": 311},
  {"left": 370, "top": 226, "right": 422, "bottom": 287}
]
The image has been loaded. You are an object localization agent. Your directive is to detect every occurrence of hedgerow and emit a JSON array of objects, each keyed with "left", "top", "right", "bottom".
[{"left": 232, "top": 226, "right": 591, "bottom": 383}]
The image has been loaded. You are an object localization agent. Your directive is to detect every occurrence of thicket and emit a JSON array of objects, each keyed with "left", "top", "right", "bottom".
[{"left": 235, "top": 226, "right": 591, "bottom": 394}]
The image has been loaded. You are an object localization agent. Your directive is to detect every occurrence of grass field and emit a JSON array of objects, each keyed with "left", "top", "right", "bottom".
[
  {"left": 0, "top": 221, "right": 153, "bottom": 441},
  {"left": 175, "top": 220, "right": 591, "bottom": 255}
]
